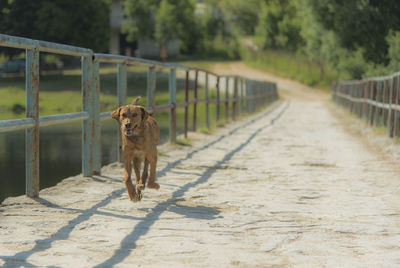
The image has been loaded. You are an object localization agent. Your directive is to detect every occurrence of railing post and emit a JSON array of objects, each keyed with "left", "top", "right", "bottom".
[
  {"left": 225, "top": 76, "right": 229, "bottom": 121},
  {"left": 92, "top": 56, "right": 101, "bottom": 175},
  {"left": 368, "top": 81, "right": 374, "bottom": 126},
  {"left": 184, "top": 70, "right": 189, "bottom": 138},
  {"left": 192, "top": 70, "right": 198, "bottom": 132},
  {"left": 82, "top": 54, "right": 95, "bottom": 177},
  {"left": 147, "top": 66, "right": 157, "bottom": 113},
  {"left": 249, "top": 80, "right": 254, "bottom": 113},
  {"left": 232, "top": 76, "right": 238, "bottom": 120},
  {"left": 394, "top": 76, "right": 400, "bottom": 137},
  {"left": 117, "top": 62, "right": 127, "bottom": 163},
  {"left": 26, "top": 45, "right": 40, "bottom": 197},
  {"left": 240, "top": 78, "right": 245, "bottom": 114},
  {"left": 375, "top": 81, "right": 382, "bottom": 127},
  {"left": 169, "top": 68, "right": 177, "bottom": 143},
  {"left": 216, "top": 76, "right": 220, "bottom": 121},
  {"left": 205, "top": 73, "right": 210, "bottom": 129},
  {"left": 387, "top": 77, "right": 395, "bottom": 137}
]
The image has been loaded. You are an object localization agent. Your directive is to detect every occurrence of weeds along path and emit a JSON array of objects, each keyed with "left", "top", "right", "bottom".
[{"left": 1, "top": 62, "right": 400, "bottom": 267}]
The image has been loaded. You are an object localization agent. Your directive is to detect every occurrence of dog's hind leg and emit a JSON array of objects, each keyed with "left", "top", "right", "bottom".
[
  {"left": 132, "top": 157, "right": 143, "bottom": 200},
  {"left": 147, "top": 156, "right": 160, "bottom": 190},
  {"left": 139, "top": 159, "right": 149, "bottom": 191},
  {"left": 124, "top": 158, "right": 139, "bottom": 202}
]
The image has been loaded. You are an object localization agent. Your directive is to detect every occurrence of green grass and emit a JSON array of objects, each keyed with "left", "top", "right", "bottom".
[
  {"left": 242, "top": 48, "right": 338, "bottom": 90},
  {"left": 157, "top": 149, "right": 169, "bottom": 157},
  {"left": 0, "top": 67, "right": 232, "bottom": 137},
  {"left": 175, "top": 138, "right": 192, "bottom": 146},
  {"left": 198, "top": 127, "right": 212, "bottom": 135}
]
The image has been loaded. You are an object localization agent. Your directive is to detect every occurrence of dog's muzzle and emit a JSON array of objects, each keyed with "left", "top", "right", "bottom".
[{"left": 124, "top": 125, "right": 137, "bottom": 136}]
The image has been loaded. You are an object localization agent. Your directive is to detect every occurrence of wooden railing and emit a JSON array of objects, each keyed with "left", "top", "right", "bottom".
[
  {"left": 333, "top": 72, "right": 400, "bottom": 138},
  {"left": 0, "top": 34, "right": 278, "bottom": 198}
]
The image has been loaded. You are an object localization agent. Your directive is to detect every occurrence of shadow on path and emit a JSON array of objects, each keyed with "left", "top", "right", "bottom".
[
  {"left": 0, "top": 101, "right": 286, "bottom": 267},
  {"left": 93, "top": 101, "right": 289, "bottom": 267}
]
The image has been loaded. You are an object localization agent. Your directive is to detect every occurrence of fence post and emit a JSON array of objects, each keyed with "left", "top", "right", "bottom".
[
  {"left": 26, "top": 45, "right": 40, "bottom": 197},
  {"left": 169, "top": 68, "right": 177, "bottom": 143},
  {"left": 387, "top": 77, "right": 395, "bottom": 137},
  {"left": 92, "top": 56, "right": 101, "bottom": 175},
  {"left": 394, "top": 76, "right": 400, "bottom": 137},
  {"left": 369, "top": 83, "right": 374, "bottom": 123},
  {"left": 82, "top": 54, "right": 95, "bottom": 177},
  {"left": 247, "top": 80, "right": 253, "bottom": 113},
  {"left": 147, "top": 66, "right": 156, "bottom": 113},
  {"left": 117, "top": 62, "right": 127, "bottom": 163},
  {"left": 251, "top": 80, "right": 255, "bottom": 113},
  {"left": 216, "top": 76, "right": 220, "bottom": 121},
  {"left": 375, "top": 81, "right": 382, "bottom": 127},
  {"left": 205, "top": 73, "right": 210, "bottom": 129},
  {"left": 225, "top": 76, "right": 229, "bottom": 121},
  {"left": 193, "top": 70, "right": 198, "bottom": 132},
  {"left": 184, "top": 70, "right": 189, "bottom": 138},
  {"left": 232, "top": 76, "right": 238, "bottom": 120},
  {"left": 358, "top": 84, "right": 362, "bottom": 118},
  {"left": 240, "top": 78, "right": 245, "bottom": 114}
]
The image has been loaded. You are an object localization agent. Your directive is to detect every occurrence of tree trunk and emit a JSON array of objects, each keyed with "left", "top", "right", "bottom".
[{"left": 160, "top": 44, "right": 168, "bottom": 61}]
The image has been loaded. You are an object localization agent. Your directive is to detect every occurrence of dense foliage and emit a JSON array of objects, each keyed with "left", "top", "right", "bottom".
[
  {"left": 0, "top": 0, "right": 109, "bottom": 56},
  {"left": 1, "top": 0, "right": 400, "bottom": 79}
]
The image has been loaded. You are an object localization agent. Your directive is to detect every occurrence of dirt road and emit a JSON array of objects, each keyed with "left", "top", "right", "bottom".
[{"left": 1, "top": 63, "right": 400, "bottom": 267}]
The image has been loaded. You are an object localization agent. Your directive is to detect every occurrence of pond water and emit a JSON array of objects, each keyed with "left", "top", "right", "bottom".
[{"left": 0, "top": 120, "right": 170, "bottom": 203}]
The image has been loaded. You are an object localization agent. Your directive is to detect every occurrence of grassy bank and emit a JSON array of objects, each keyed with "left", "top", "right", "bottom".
[
  {"left": 0, "top": 64, "right": 233, "bottom": 133},
  {"left": 241, "top": 48, "right": 338, "bottom": 90}
]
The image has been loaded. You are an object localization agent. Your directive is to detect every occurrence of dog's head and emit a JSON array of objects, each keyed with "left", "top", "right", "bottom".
[{"left": 111, "top": 97, "right": 149, "bottom": 137}]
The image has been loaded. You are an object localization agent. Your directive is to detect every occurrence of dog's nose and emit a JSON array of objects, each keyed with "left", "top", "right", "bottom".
[{"left": 125, "top": 122, "right": 131, "bottom": 128}]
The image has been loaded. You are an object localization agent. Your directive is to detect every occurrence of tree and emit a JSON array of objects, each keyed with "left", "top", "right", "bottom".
[
  {"left": 154, "top": 0, "right": 178, "bottom": 59},
  {"left": 0, "top": 0, "right": 109, "bottom": 57},
  {"left": 309, "top": 0, "right": 400, "bottom": 64},
  {"left": 123, "top": 0, "right": 159, "bottom": 43},
  {"left": 123, "top": 0, "right": 197, "bottom": 56},
  {"left": 255, "top": 0, "right": 303, "bottom": 51},
  {"left": 219, "top": 0, "right": 260, "bottom": 35}
]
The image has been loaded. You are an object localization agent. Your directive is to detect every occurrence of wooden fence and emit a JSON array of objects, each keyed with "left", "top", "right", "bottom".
[
  {"left": 0, "top": 34, "right": 278, "bottom": 198},
  {"left": 332, "top": 72, "right": 400, "bottom": 138}
]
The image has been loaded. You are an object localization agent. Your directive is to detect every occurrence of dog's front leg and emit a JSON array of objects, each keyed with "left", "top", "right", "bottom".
[
  {"left": 132, "top": 157, "right": 143, "bottom": 200},
  {"left": 124, "top": 158, "right": 138, "bottom": 202}
]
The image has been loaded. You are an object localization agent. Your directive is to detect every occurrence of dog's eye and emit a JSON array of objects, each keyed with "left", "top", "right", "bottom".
[{"left": 132, "top": 113, "right": 137, "bottom": 117}]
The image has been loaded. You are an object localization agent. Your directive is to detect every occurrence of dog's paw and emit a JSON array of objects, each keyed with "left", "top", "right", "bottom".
[
  {"left": 135, "top": 188, "right": 143, "bottom": 201},
  {"left": 135, "top": 192, "right": 143, "bottom": 202},
  {"left": 137, "top": 183, "right": 145, "bottom": 191},
  {"left": 129, "top": 193, "right": 138, "bottom": 202},
  {"left": 148, "top": 183, "right": 160, "bottom": 190}
]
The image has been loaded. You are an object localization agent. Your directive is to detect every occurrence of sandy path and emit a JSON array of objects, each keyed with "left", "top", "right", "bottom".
[{"left": 1, "top": 63, "right": 400, "bottom": 267}]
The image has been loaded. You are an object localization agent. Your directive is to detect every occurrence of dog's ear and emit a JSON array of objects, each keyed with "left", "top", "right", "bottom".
[
  {"left": 140, "top": 107, "right": 149, "bottom": 122},
  {"left": 131, "top": 97, "right": 141, "bottom": 106},
  {"left": 111, "top": 107, "right": 122, "bottom": 121}
]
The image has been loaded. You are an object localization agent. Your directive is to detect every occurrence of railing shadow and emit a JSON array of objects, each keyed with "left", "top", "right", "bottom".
[
  {"left": 93, "top": 101, "right": 289, "bottom": 267},
  {"left": 0, "top": 101, "right": 286, "bottom": 268}
]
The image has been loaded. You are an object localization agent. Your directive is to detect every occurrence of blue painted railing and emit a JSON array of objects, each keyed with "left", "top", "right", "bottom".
[{"left": 0, "top": 34, "right": 278, "bottom": 198}]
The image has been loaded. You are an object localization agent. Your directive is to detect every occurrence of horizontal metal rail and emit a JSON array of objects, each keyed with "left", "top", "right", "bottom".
[
  {"left": 335, "top": 92, "right": 400, "bottom": 112},
  {"left": 0, "top": 34, "right": 92, "bottom": 56},
  {"left": 0, "top": 33, "right": 279, "bottom": 200},
  {"left": 333, "top": 73, "right": 400, "bottom": 138}
]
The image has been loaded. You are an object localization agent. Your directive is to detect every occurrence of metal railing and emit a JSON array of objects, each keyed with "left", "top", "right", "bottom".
[
  {"left": 332, "top": 72, "right": 400, "bottom": 138},
  {"left": 0, "top": 34, "right": 278, "bottom": 198}
]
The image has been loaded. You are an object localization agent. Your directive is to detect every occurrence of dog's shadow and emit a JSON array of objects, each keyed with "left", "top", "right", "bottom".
[{"left": 167, "top": 203, "right": 222, "bottom": 220}]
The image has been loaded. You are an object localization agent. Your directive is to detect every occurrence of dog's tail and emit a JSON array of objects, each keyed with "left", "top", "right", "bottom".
[{"left": 131, "top": 96, "right": 141, "bottom": 105}]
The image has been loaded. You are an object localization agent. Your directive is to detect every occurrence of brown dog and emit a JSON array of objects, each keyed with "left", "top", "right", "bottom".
[{"left": 111, "top": 97, "right": 160, "bottom": 202}]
